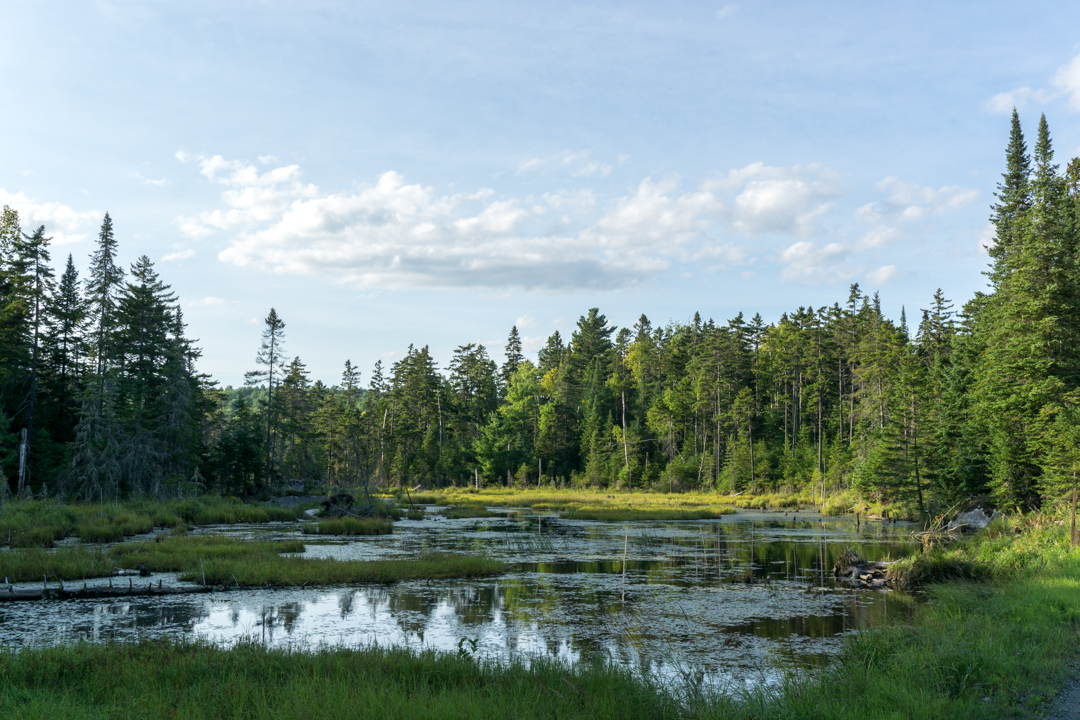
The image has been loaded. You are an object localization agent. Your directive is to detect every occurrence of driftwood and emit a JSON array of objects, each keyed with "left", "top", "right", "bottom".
[
  {"left": 0, "top": 581, "right": 215, "bottom": 602},
  {"left": 832, "top": 549, "right": 894, "bottom": 590}
]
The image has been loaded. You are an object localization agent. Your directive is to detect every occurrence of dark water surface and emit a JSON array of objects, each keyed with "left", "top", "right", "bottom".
[{"left": 0, "top": 509, "right": 920, "bottom": 688}]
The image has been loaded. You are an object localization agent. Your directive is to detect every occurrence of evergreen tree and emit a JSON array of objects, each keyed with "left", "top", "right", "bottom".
[{"left": 245, "top": 308, "right": 287, "bottom": 494}]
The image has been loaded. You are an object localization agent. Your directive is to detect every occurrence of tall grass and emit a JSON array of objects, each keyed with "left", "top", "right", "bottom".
[
  {"left": 0, "top": 640, "right": 682, "bottom": 720},
  {"left": 0, "top": 535, "right": 503, "bottom": 587},
  {"left": 0, "top": 497, "right": 308, "bottom": 548}
]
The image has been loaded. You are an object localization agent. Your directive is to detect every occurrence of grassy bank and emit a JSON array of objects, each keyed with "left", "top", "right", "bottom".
[
  {"left": 0, "top": 535, "right": 504, "bottom": 587},
  {"left": 0, "top": 497, "right": 309, "bottom": 547}
]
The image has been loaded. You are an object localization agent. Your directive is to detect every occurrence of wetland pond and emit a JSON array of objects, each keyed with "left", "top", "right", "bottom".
[{"left": 0, "top": 508, "right": 920, "bottom": 689}]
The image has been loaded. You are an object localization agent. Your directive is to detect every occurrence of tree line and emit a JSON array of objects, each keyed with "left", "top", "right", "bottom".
[{"left": 2, "top": 110, "right": 1080, "bottom": 514}]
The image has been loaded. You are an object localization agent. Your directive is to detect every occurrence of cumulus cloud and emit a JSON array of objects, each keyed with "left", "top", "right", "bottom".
[
  {"left": 705, "top": 163, "right": 838, "bottom": 236},
  {"left": 188, "top": 155, "right": 732, "bottom": 291},
  {"left": 777, "top": 241, "right": 859, "bottom": 284},
  {"left": 987, "top": 51, "right": 1080, "bottom": 114},
  {"left": 866, "top": 265, "right": 899, "bottom": 285},
  {"left": 189, "top": 296, "right": 225, "bottom": 307},
  {"left": 854, "top": 177, "right": 977, "bottom": 249},
  {"left": 0, "top": 189, "right": 99, "bottom": 244}
]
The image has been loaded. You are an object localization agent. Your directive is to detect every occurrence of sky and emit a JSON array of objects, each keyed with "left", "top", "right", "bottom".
[{"left": 3, "top": 1, "right": 1080, "bottom": 386}]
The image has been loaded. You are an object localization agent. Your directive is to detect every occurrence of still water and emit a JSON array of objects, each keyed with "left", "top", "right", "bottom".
[{"left": 0, "top": 509, "right": 919, "bottom": 688}]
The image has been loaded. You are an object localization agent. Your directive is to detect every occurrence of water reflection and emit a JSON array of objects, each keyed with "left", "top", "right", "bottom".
[{"left": 0, "top": 511, "right": 919, "bottom": 688}]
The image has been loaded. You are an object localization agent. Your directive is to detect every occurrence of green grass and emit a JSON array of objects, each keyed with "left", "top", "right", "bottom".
[
  {"left": 0, "top": 534, "right": 503, "bottom": 587},
  {"left": 0, "top": 640, "right": 682, "bottom": 720},
  {"left": 565, "top": 507, "right": 732, "bottom": 521},
  {"left": 301, "top": 517, "right": 394, "bottom": 535},
  {"left": 0, "top": 547, "right": 116, "bottom": 583},
  {"left": 442, "top": 506, "right": 501, "bottom": 519},
  {"left": 191, "top": 552, "right": 504, "bottom": 586},
  {"left": 0, "top": 497, "right": 308, "bottom": 548}
]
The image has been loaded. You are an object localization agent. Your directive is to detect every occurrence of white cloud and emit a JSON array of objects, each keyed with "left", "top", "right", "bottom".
[
  {"left": 189, "top": 296, "right": 225, "bottom": 307},
  {"left": 175, "top": 151, "right": 191, "bottom": 163},
  {"left": 133, "top": 172, "right": 169, "bottom": 186},
  {"left": 777, "top": 241, "right": 859, "bottom": 284},
  {"left": 866, "top": 265, "right": 899, "bottom": 285},
  {"left": 191, "top": 155, "right": 731, "bottom": 291},
  {"left": 987, "top": 51, "right": 1080, "bottom": 114},
  {"left": 853, "top": 177, "right": 977, "bottom": 249},
  {"left": 258, "top": 155, "right": 279, "bottom": 165},
  {"left": 162, "top": 248, "right": 196, "bottom": 261},
  {"left": 986, "top": 87, "right": 1050, "bottom": 114},
  {"left": 0, "top": 189, "right": 99, "bottom": 245},
  {"left": 706, "top": 163, "right": 838, "bottom": 236},
  {"left": 716, "top": 4, "right": 739, "bottom": 20},
  {"left": 176, "top": 154, "right": 320, "bottom": 238},
  {"left": 1052, "top": 53, "right": 1080, "bottom": 111},
  {"left": 515, "top": 315, "right": 537, "bottom": 329}
]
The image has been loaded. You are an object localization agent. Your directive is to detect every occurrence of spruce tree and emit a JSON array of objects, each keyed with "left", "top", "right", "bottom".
[
  {"left": 501, "top": 326, "right": 524, "bottom": 391},
  {"left": 245, "top": 308, "right": 287, "bottom": 494},
  {"left": 86, "top": 213, "right": 124, "bottom": 381}
]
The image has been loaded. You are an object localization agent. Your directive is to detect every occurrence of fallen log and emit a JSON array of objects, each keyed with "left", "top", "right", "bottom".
[
  {"left": 0, "top": 583, "right": 215, "bottom": 602},
  {"left": 832, "top": 548, "right": 894, "bottom": 590}
]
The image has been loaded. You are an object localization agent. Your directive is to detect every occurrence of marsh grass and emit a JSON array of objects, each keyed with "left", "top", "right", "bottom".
[
  {"left": 0, "top": 640, "right": 680, "bottom": 720},
  {"left": 0, "top": 497, "right": 307, "bottom": 548},
  {"left": 191, "top": 552, "right": 504, "bottom": 586},
  {"left": 442, "top": 506, "right": 501, "bottom": 519},
  {"left": 4, "top": 524, "right": 1077, "bottom": 720},
  {"left": 301, "top": 518, "right": 393, "bottom": 536},
  {"left": 0, "top": 535, "right": 502, "bottom": 587},
  {"left": 565, "top": 507, "right": 731, "bottom": 521}
]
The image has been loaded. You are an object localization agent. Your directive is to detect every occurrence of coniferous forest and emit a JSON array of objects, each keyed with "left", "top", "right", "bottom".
[{"left": 3, "top": 111, "right": 1080, "bottom": 516}]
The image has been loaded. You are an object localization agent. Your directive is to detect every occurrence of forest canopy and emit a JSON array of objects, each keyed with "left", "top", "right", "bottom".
[{"left": 2, "top": 110, "right": 1079, "bottom": 516}]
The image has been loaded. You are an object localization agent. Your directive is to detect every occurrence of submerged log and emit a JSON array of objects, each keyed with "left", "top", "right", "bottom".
[
  {"left": 832, "top": 549, "right": 894, "bottom": 590},
  {"left": 0, "top": 584, "right": 214, "bottom": 602}
]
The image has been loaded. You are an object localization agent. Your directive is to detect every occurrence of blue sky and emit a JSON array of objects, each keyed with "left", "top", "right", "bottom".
[{"left": 3, "top": 1, "right": 1080, "bottom": 386}]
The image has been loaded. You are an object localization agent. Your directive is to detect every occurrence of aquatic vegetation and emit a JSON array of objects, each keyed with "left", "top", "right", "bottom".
[
  {"left": 442, "top": 506, "right": 501, "bottom": 519},
  {"left": 301, "top": 517, "right": 393, "bottom": 536},
  {"left": 0, "top": 497, "right": 309, "bottom": 548}
]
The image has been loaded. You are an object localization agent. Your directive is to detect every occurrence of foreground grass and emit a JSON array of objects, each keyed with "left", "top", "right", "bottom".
[
  {"left": 0, "top": 535, "right": 503, "bottom": 587},
  {"left": 0, "top": 640, "right": 683, "bottom": 720},
  {"left": 720, "top": 516, "right": 1080, "bottom": 719},
  {"left": 0, "top": 497, "right": 309, "bottom": 547}
]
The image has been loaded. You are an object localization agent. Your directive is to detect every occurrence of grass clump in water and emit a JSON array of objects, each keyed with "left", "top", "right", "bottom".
[
  {"left": 0, "top": 534, "right": 503, "bottom": 587},
  {"left": 0, "top": 497, "right": 308, "bottom": 548},
  {"left": 565, "top": 506, "right": 731, "bottom": 521},
  {"left": 301, "top": 517, "right": 393, "bottom": 536},
  {"left": 442, "top": 506, "right": 500, "bottom": 519}
]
